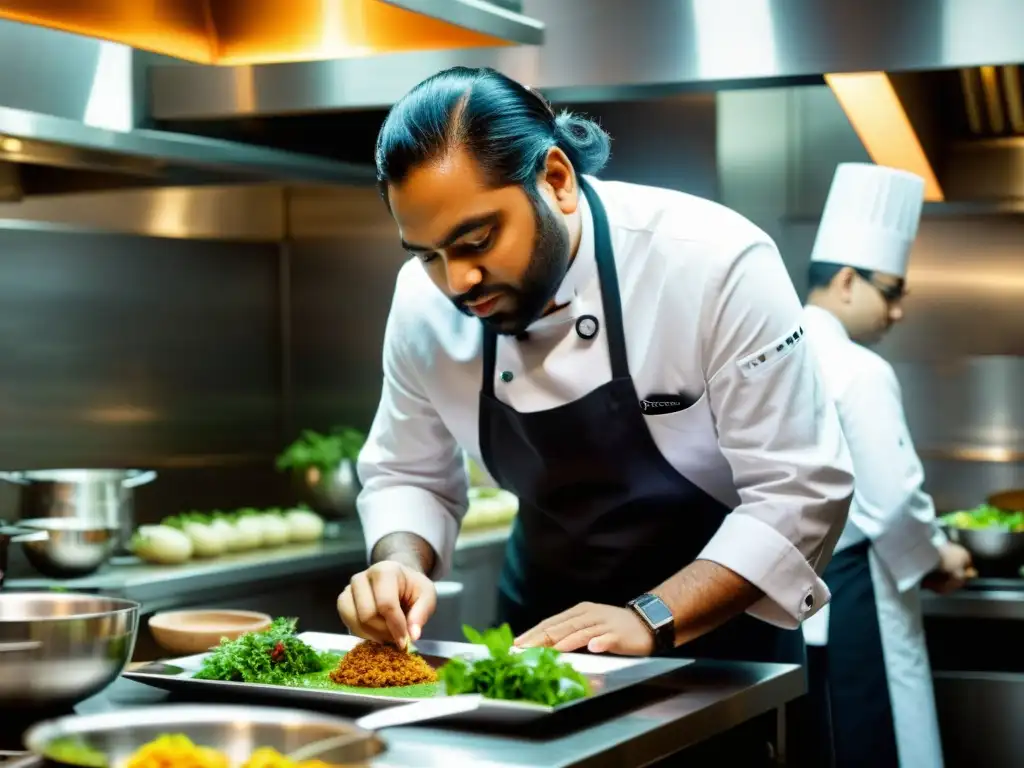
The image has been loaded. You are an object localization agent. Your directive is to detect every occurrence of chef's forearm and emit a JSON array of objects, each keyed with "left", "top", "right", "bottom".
[
  {"left": 652, "top": 559, "right": 763, "bottom": 647},
  {"left": 370, "top": 532, "right": 437, "bottom": 576}
]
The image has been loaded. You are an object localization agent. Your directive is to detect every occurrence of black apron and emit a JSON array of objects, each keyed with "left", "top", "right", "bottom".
[{"left": 477, "top": 178, "right": 804, "bottom": 667}]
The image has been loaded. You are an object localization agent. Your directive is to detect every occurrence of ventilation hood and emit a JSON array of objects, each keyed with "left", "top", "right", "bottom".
[
  {"left": 143, "top": 0, "right": 1024, "bottom": 211},
  {"left": 0, "top": 103, "right": 375, "bottom": 201},
  {"left": 827, "top": 67, "right": 1024, "bottom": 207},
  {"left": 0, "top": 0, "right": 543, "bottom": 66},
  {"left": 0, "top": 21, "right": 375, "bottom": 200}
]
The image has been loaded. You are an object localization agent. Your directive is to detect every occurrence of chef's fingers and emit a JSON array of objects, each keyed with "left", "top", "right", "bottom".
[
  {"left": 964, "top": 567, "right": 979, "bottom": 579},
  {"left": 586, "top": 633, "right": 617, "bottom": 654},
  {"left": 352, "top": 573, "right": 385, "bottom": 634},
  {"left": 368, "top": 566, "right": 409, "bottom": 648},
  {"left": 516, "top": 603, "right": 590, "bottom": 647},
  {"left": 552, "top": 622, "right": 604, "bottom": 653},
  {"left": 405, "top": 577, "right": 437, "bottom": 643},
  {"left": 337, "top": 586, "right": 360, "bottom": 635}
]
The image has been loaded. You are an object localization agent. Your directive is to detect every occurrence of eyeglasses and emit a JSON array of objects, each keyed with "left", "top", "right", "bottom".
[{"left": 855, "top": 269, "right": 906, "bottom": 303}]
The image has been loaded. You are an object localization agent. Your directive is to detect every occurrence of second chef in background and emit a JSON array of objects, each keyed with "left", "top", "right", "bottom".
[
  {"left": 340, "top": 66, "right": 853, "bottom": 730},
  {"left": 801, "top": 162, "right": 976, "bottom": 768}
]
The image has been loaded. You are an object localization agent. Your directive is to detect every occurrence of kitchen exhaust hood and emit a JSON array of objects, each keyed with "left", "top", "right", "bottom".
[
  {"left": 828, "top": 67, "right": 1024, "bottom": 206},
  {"left": 143, "top": 0, "right": 1024, "bottom": 210},
  {"left": 0, "top": 103, "right": 376, "bottom": 200},
  {"left": 0, "top": 21, "right": 376, "bottom": 199},
  {"left": 0, "top": 0, "right": 543, "bottom": 66}
]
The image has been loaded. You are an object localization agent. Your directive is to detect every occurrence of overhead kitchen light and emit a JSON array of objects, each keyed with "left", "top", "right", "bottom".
[
  {"left": 0, "top": 0, "right": 543, "bottom": 65},
  {"left": 825, "top": 71, "right": 945, "bottom": 203},
  {"left": 828, "top": 66, "right": 1024, "bottom": 207}
]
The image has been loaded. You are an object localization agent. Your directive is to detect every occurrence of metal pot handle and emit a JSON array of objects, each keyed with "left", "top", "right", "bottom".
[
  {"left": 0, "top": 640, "right": 43, "bottom": 652},
  {"left": 0, "top": 472, "right": 29, "bottom": 485},
  {"left": 122, "top": 471, "right": 157, "bottom": 489}
]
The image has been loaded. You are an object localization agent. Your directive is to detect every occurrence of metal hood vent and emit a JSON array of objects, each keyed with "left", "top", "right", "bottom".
[
  {"left": 0, "top": 103, "right": 376, "bottom": 200},
  {"left": 0, "top": 21, "right": 375, "bottom": 198},
  {"left": 0, "top": 0, "right": 543, "bottom": 66},
  {"left": 827, "top": 66, "right": 1024, "bottom": 207},
  {"left": 142, "top": 0, "right": 1024, "bottom": 213}
]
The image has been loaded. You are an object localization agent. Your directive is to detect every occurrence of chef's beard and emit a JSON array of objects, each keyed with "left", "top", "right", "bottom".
[{"left": 454, "top": 195, "right": 570, "bottom": 336}]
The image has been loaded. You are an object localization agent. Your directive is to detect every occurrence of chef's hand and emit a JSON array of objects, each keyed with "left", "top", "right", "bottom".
[
  {"left": 514, "top": 602, "right": 656, "bottom": 656},
  {"left": 922, "top": 542, "right": 977, "bottom": 594},
  {"left": 337, "top": 561, "right": 436, "bottom": 649}
]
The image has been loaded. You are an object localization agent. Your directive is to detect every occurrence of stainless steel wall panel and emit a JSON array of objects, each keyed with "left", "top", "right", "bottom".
[
  {"left": 0, "top": 228, "right": 281, "bottom": 470},
  {"left": 0, "top": 185, "right": 286, "bottom": 241}
]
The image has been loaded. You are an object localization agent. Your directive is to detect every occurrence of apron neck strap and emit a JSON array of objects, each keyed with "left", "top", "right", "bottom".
[{"left": 481, "top": 177, "right": 630, "bottom": 388}]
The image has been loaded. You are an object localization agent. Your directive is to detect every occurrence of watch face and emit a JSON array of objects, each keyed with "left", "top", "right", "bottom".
[{"left": 640, "top": 597, "right": 674, "bottom": 627}]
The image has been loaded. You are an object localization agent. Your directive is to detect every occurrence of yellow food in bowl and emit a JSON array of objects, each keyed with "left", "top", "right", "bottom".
[{"left": 124, "top": 735, "right": 335, "bottom": 768}]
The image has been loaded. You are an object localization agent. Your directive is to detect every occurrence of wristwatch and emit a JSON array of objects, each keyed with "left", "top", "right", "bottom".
[{"left": 627, "top": 593, "right": 675, "bottom": 653}]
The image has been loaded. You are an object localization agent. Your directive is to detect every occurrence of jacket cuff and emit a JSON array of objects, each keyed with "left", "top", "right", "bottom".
[
  {"left": 698, "top": 512, "right": 830, "bottom": 629},
  {"left": 357, "top": 485, "right": 460, "bottom": 578}
]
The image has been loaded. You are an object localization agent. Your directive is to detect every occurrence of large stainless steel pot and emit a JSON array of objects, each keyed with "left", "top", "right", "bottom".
[
  {"left": 0, "top": 592, "right": 139, "bottom": 711},
  {"left": 0, "top": 469, "right": 156, "bottom": 556}
]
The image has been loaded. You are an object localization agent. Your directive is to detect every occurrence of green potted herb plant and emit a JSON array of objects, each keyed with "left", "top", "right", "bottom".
[{"left": 276, "top": 427, "right": 366, "bottom": 518}]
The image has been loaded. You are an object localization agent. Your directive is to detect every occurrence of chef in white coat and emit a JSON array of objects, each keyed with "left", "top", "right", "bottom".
[
  {"left": 801, "top": 162, "right": 975, "bottom": 768},
  {"left": 336, "top": 66, "right": 854, "bottom": 763}
]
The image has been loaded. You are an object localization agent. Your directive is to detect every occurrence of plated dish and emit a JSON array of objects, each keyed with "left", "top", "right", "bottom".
[{"left": 123, "top": 621, "right": 692, "bottom": 724}]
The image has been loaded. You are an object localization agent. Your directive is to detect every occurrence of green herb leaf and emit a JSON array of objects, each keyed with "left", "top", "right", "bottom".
[
  {"left": 192, "top": 617, "right": 324, "bottom": 684},
  {"left": 439, "top": 623, "right": 591, "bottom": 707},
  {"left": 275, "top": 426, "right": 367, "bottom": 473}
]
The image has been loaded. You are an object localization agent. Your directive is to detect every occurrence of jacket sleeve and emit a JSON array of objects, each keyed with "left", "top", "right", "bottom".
[
  {"left": 696, "top": 242, "right": 855, "bottom": 628},
  {"left": 355, "top": 277, "right": 468, "bottom": 578},
  {"left": 835, "top": 361, "right": 942, "bottom": 591}
]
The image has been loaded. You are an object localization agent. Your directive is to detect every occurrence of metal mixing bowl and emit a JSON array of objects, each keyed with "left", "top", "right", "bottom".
[
  {"left": 18, "top": 519, "right": 118, "bottom": 579},
  {"left": 22, "top": 704, "right": 386, "bottom": 766},
  {"left": 293, "top": 459, "right": 361, "bottom": 519},
  {"left": 944, "top": 526, "right": 1024, "bottom": 577},
  {"left": 0, "top": 592, "right": 139, "bottom": 710}
]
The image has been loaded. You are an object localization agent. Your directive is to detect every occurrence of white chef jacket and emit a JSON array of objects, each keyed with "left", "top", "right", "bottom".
[
  {"left": 357, "top": 176, "right": 854, "bottom": 629},
  {"left": 801, "top": 304, "right": 945, "bottom": 592}
]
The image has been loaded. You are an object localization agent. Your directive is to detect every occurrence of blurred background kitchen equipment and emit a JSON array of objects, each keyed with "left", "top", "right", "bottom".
[
  {"left": 16, "top": 519, "right": 118, "bottom": 579},
  {"left": 0, "top": 469, "right": 156, "bottom": 557},
  {"left": 276, "top": 428, "right": 364, "bottom": 524},
  {"left": 941, "top": 489, "right": 1024, "bottom": 577},
  {"left": 0, "top": 524, "right": 48, "bottom": 589},
  {"left": 989, "top": 488, "right": 1024, "bottom": 512},
  {"left": 944, "top": 526, "right": 1024, "bottom": 577},
  {"left": 0, "top": 592, "right": 139, "bottom": 711},
  {"left": 293, "top": 459, "right": 360, "bottom": 523}
]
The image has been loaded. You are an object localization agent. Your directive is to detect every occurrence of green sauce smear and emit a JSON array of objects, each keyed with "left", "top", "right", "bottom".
[{"left": 281, "top": 651, "right": 440, "bottom": 699}]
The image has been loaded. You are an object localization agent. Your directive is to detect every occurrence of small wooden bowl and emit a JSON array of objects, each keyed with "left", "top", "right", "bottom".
[{"left": 148, "top": 609, "right": 273, "bottom": 655}]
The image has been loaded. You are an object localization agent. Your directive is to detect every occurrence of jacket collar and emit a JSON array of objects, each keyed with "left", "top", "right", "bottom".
[{"left": 802, "top": 303, "right": 850, "bottom": 341}]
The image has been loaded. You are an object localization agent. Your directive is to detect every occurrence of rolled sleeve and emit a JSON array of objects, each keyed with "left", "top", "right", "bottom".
[
  {"left": 358, "top": 485, "right": 461, "bottom": 578},
  {"left": 699, "top": 513, "right": 830, "bottom": 628},
  {"left": 356, "top": 269, "right": 467, "bottom": 578},
  {"left": 700, "top": 242, "right": 854, "bottom": 628}
]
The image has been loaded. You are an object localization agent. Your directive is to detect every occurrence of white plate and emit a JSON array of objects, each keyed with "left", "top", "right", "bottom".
[{"left": 122, "top": 631, "right": 693, "bottom": 725}]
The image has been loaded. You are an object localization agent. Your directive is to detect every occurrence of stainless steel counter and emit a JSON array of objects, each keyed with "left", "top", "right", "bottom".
[
  {"left": 921, "top": 579, "right": 1024, "bottom": 621},
  {"left": 54, "top": 659, "right": 803, "bottom": 768},
  {"left": 4, "top": 527, "right": 512, "bottom": 612}
]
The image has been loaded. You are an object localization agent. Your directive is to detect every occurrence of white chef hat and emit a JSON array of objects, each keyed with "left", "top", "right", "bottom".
[{"left": 809, "top": 163, "right": 926, "bottom": 278}]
